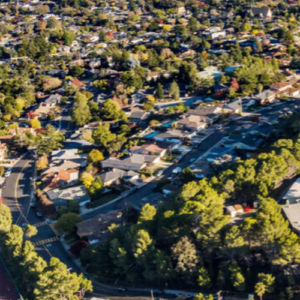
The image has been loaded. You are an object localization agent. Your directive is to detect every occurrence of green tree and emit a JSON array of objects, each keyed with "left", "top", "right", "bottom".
[
  {"left": 156, "top": 83, "right": 164, "bottom": 100},
  {"left": 88, "top": 176, "right": 103, "bottom": 197},
  {"left": 220, "top": 226, "right": 245, "bottom": 261},
  {"left": 34, "top": 257, "right": 92, "bottom": 300},
  {"left": 87, "top": 149, "right": 104, "bottom": 165},
  {"left": 133, "top": 229, "right": 153, "bottom": 266},
  {"left": 198, "top": 267, "right": 212, "bottom": 288},
  {"left": 37, "top": 126, "right": 65, "bottom": 155},
  {"left": 171, "top": 236, "right": 199, "bottom": 283},
  {"left": 70, "top": 65, "right": 85, "bottom": 78},
  {"left": 102, "top": 99, "right": 121, "bottom": 120},
  {"left": 242, "top": 22, "right": 252, "bottom": 31},
  {"left": 201, "top": 37, "right": 211, "bottom": 50},
  {"left": 55, "top": 213, "right": 83, "bottom": 234},
  {"left": 138, "top": 203, "right": 157, "bottom": 225},
  {"left": 0, "top": 204, "right": 12, "bottom": 234},
  {"left": 92, "top": 125, "right": 116, "bottom": 147},
  {"left": 30, "top": 119, "right": 41, "bottom": 129},
  {"left": 72, "top": 93, "right": 91, "bottom": 126},
  {"left": 169, "top": 81, "right": 180, "bottom": 100},
  {"left": 194, "top": 293, "right": 214, "bottom": 300},
  {"left": 255, "top": 282, "right": 266, "bottom": 300},
  {"left": 24, "top": 224, "right": 38, "bottom": 238},
  {"left": 109, "top": 238, "right": 130, "bottom": 274},
  {"left": 228, "top": 260, "right": 245, "bottom": 291}
]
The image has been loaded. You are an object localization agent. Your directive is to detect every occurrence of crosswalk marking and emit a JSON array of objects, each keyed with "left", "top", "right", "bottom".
[
  {"left": 33, "top": 221, "right": 47, "bottom": 228},
  {"left": 33, "top": 236, "right": 59, "bottom": 246}
]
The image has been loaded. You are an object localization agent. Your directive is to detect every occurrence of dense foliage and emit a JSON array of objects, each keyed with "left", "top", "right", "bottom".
[{"left": 83, "top": 138, "right": 300, "bottom": 297}]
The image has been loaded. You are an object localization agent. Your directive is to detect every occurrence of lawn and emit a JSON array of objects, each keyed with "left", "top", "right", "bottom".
[{"left": 92, "top": 192, "right": 119, "bottom": 208}]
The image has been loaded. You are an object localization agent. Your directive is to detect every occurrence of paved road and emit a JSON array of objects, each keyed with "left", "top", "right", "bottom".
[{"left": 2, "top": 100, "right": 299, "bottom": 298}]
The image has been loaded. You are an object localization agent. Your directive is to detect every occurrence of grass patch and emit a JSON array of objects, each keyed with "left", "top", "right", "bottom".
[{"left": 92, "top": 192, "right": 119, "bottom": 208}]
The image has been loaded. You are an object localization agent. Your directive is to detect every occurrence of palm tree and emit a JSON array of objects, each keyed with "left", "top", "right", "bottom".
[{"left": 255, "top": 282, "right": 266, "bottom": 300}]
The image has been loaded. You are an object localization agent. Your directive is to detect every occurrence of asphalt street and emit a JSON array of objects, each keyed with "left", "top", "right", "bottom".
[{"left": 2, "top": 100, "right": 299, "bottom": 298}]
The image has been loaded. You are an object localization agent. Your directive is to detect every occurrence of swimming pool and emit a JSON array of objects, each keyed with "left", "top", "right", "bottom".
[
  {"left": 162, "top": 121, "right": 174, "bottom": 127},
  {"left": 144, "top": 132, "right": 159, "bottom": 138}
]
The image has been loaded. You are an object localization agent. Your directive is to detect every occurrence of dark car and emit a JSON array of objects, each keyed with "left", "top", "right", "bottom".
[{"left": 36, "top": 212, "right": 43, "bottom": 218}]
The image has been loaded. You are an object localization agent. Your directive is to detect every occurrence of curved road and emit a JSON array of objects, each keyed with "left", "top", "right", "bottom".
[{"left": 2, "top": 100, "right": 299, "bottom": 299}]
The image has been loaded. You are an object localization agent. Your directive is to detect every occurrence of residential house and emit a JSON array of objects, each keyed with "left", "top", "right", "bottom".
[
  {"left": 186, "top": 105, "right": 222, "bottom": 123},
  {"left": 102, "top": 154, "right": 160, "bottom": 171},
  {"left": 131, "top": 90, "right": 148, "bottom": 103},
  {"left": 69, "top": 79, "right": 83, "bottom": 89},
  {"left": 152, "top": 128, "right": 196, "bottom": 143},
  {"left": 41, "top": 160, "right": 81, "bottom": 176},
  {"left": 254, "top": 90, "right": 276, "bottom": 105},
  {"left": 270, "top": 80, "right": 300, "bottom": 97},
  {"left": 45, "top": 94, "right": 62, "bottom": 106},
  {"left": 223, "top": 133, "right": 264, "bottom": 150},
  {"left": 76, "top": 211, "right": 123, "bottom": 244},
  {"left": 222, "top": 99, "right": 242, "bottom": 114},
  {"left": 281, "top": 177, "right": 300, "bottom": 233},
  {"left": 248, "top": 7, "right": 272, "bottom": 19},
  {"left": 41, "top": 169, "right": 80, "bottom": 191},
  {"left": 0, "top": 143, "right": 6, "bottom": 160},
  {"left": 129, "top": 141, "right": 174, "bottom": 157},
  {"left": 99, "top": 168, "right": 139, "bottom": 186},
  {"left": 33, "top": 94, "right": 62, "bottom": 119},
  {"left": 126, "top": 107, "right": 150, "bottom": 124},
  {"left": 175, "top": 115, "right": 207, "bottom": 131},
  {"left": 270, "top": 80, "right": 296, "bottom": 92},
  {"left": 57, "top": 45, "right": 70, "bottom": 53},
  {"left": 8, "top": 127, "right": 35, "bottom": 137},
  {"left": 197, "top": 66, "right": 222, "bottom": 81},
  {"left": 205, "top": 146, "right": 236, "bottom": 162},
  {"left": 146, "top": 71, "right": 160, "bottom": 82},
  {"left": 50, "top": 149, "right": 88, "bottom": 167},
  {"left": 46, "top": 185, "right": 91, "bottom": 209}
]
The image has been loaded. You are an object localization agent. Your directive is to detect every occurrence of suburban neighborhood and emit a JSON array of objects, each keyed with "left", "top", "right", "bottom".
[{"left": 1, "top": 0, "right": 300, "bottom": 299}]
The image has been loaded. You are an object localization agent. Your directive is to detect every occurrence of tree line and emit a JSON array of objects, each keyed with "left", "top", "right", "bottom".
[
  {"left": 80, "top": 137, "right": 300, "bottom": 299},
  {"left": 0, "top": 204, "right": 93, "bottom": 300}
]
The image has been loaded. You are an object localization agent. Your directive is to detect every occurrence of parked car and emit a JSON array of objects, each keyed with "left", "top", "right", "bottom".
[
  {"left": 156, "top": 170, "right": 164, "bottom": 177},
  {"left": 36, "top": 212, "right": 43, "bottom": 218},
  {"left": 215, "top": 125, "right": 223, "bottom": 130},
  {"left": 173, "top": 167, "right": 182, "bottom": 174},
  {"left": 21, "top": 222, "right": 28, "bottom": 228},
  {"left": 4, "top": 169, "right": 12, "bottom": 177},
  {"left": 30, "top": 202, "right": 36, "bottom": 208},
  {"left": 85, "top": 202, "right": 92, "bottom": 209},
  {"left": 189, "top": 158, "right": 196, "bottom": 163}
]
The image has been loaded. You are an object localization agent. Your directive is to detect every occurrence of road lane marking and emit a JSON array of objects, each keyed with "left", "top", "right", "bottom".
[
  {"left": 13, "top": 160, "right": 55, "bottom": 258},
  {"left": 33, "top": 236, "right": 59, "bottom": 246},
  {"left": 15, "top": 160, "right": 31, "bottom": 225}
]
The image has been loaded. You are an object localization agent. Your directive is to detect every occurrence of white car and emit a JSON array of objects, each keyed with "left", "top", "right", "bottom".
[
  {"left": 215, "top": 125, "right": 223, "bottom": 130},
  {"left": 172, "top": 167, "right": 182, "bottom": 174},
  {"left": 156, "top": 170, "right": 164, "bottom": 177},
  {"left": 189, "top": 158, "right": 196, "bottom": 163},
  {"left": 4, "top": 169, "right": 12, "bottom": 177},
  {"left": 21, "top": 222, "right": 28, "bottom": 228}
]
